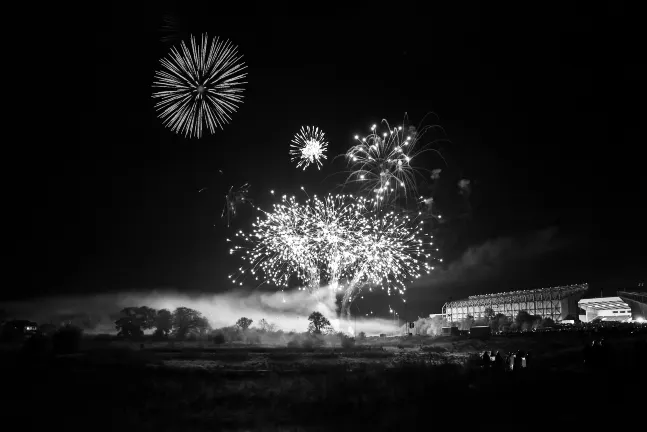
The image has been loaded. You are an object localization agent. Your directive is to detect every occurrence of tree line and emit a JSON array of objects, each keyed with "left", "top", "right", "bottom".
[{"left": 114, "top": 306, "right": 210, "bottom": 339}]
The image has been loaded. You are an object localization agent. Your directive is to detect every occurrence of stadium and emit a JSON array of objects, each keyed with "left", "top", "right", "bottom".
[{"left": 442, "top": 283, "right": 588, "bottom": 324}]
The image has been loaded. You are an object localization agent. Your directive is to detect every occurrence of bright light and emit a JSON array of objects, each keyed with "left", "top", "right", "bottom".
[
  {"left": 152, "top": 34, "right": 247, "bottom": 138},
  {"left": 290, "top": 126, "right": 329, "bottom": 170},
  {"left": 637, "top": 317, "right": 645, "bottom": 323},
  {"left": 343, "top": 117, "right": 444, "bottom": 207}
]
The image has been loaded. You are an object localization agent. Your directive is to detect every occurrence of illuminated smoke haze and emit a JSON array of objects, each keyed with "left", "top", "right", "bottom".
[{"left": 0, "top": 285, "right": 399, "bottom": 336}]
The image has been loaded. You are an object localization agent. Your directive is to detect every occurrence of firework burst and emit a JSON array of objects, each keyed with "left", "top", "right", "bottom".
[
  {"left": 229, "top": 190, "right": 441, "bottom": 315},
  {"left": 290, "top": 126, "right": 328, "bottom": 170},
  {"left": 229, "top": 192, "right": 362, "bottom": 292},
  {"left": 152, "top": 34, "right": 247, "bottom": 139},
  {"left": 343, "top": 116, "right": 446, "bottom": 206}
]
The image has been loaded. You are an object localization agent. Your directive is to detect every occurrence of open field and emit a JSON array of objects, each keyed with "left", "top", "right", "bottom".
[{"left": 3, "top": 330, "right": 646, "bottom": 431}]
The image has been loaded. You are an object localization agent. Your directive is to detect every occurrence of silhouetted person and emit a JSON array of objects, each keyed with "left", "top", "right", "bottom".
[
  {"left": 494, "top": 351, "right": 503, "bottom": 372},
  {"left": 506, "top": 352, "right": 514, "bottom": 371},
  {"left": 514, "top": 350, "right": 523, "bottom": 371},
  {"left": 525, "top": 351, "right": 532, "bottom": 368},
  {"left": 482, "top": 351, "right": 490, "bottom": 368}
]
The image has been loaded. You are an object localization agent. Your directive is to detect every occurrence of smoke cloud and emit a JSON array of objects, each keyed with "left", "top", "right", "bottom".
[
  {"left": 0, "top": 286, "right": 399, "bottom": 336},
  {"left": 412, "top": 227, "right": 564, "bottom": 295}
]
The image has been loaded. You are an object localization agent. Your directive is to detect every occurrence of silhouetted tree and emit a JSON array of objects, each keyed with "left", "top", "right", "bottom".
[
  {"left": 514, "top": 310, "right": 544, "bottom": 331},
  {"left": 540, "top": 317, "right": 555, "bottom": 328},
  {"left": 236, "top": 317, "right": 253, "bottom": 331},
  {"left": 490, "top": 313, "right": 509, "bottom": 331},
  {"left": 257, "top": 318, "right": 278, "bottom": 332},
  {"left": 154, "top": 309, "right": 173, "bottom": 337},
  {"left": 460, "top": 315, "right": 474, "bottom": 331},
  {"left": 307, "top": 312, "right": 331, "bottom": 335},
  {"left": 172, "top": 307, "right": 209, "bottom": 339},
  {"left": 357, "top": 331, "right": 366, "bottom": 340},
  {"left": 115, "top": 306, "right": 157, "bottom": 337},
  {"left": 39, "top": 323, "right": 57, "bottom": 336},
  {"left": 484, "top": 308, "right": 495, "bottom": 322}
]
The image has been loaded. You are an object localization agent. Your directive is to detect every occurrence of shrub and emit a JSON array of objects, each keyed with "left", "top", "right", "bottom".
[
  {"left": 287, "top": 339, "right": 300, "bottom": 348},
  {"left": 357, "top": 331, "right": 366, "bottom": 341},
  {"left": 212, "top": 333, "right": 226, "bottom": 345},
  {"left": 52, "top": 325, "right": 83, "bottom": 354},
  {"left": 245, "top": 331, "right": 261, "bottom": 345},
  {"left": 341, "top": 335, "right": 356, "bottom": 348},
  {"left": 301, "top": 338, "right": 315, "bottom": 350}
]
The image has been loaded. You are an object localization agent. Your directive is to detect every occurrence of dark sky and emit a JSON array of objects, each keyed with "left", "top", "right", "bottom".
[{"left": 15, "top": 1, "right": 644, "bottom": 316}]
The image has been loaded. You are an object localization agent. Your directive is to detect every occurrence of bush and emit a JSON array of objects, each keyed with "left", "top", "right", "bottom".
[
  {"left": 245, "top": 331, "right": 261, "bottom": 345},
  {"left": 287, "top": 339, "right": 300, "bottom": 348},
  {"left": 341, "top": 335, "right": 355, "bottom": 348},
  {"left": 301, "top": 338, "right": 315, "bottom": 350},
  {"left": 357, "top": 332, "right": 366, "bottom": 341},
  {"left": 212, "top": 333, "right": 226, "bottom": 345},
  {"left": 52, "top": 325, "right": 83, "bottom": 354}
]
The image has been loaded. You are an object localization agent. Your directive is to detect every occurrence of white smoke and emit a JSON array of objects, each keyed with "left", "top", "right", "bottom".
[{"left": 0, "top": 285, "right": 400, "bottom": 336}]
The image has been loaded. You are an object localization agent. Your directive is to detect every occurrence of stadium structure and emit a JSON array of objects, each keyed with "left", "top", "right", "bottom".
[
  {"left": 442, "top": 283, "right": 588, "bottom": 323},
  {"left": 578, "top": 291, "right": 647, "bottom": 323}
]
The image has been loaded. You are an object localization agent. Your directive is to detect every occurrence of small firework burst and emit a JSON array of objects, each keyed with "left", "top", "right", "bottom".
[
  {"left": 152, "top": 34, "right": 247, "bottom": 139},
  {"left": 344, "top": 115, "right": 446, "bottom": 206},
  {"left": 290, "top": 126, "right": 329, "bottom": 170}
]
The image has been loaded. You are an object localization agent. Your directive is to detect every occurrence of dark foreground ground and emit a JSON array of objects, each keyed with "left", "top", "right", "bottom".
[{"left": 2, "top": 331, "right": 646, "bottom": 431}]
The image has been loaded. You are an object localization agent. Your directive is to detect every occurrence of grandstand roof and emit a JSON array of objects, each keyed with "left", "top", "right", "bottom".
[
  {"left": 578, "top": 297, "right": 630, "bottom": 310},
  {"left": 465, "top": 284, "right": 588, "bottom": 300}
]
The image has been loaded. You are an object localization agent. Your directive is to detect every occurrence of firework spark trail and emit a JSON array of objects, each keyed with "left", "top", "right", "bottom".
[
  {"left": 152, "top": 34, "right": 247, "bottom": 139},
  {"left": 290, "top": 126, "right": 329, "bottom": 170},
  {"left": 343, "top": 117, "right": 446, "bottom": 207},
  {"left": 229, "top": 191, "right": 441, "bottom": 318}
]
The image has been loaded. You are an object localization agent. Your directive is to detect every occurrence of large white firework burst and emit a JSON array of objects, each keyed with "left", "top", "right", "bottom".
[
  {"left": 229, "top": 191, "right": 362, "bottom": 291},
  {"left": 152, "top": 34, "right": 247, "bottom": 139},
  {"left": 344, "top": 116, "right": 446, "bottom": 206},
  {"left": 229, "top": 190, "right": 441, "bottom": 314},
  {"left": 290, "top": 126, "right": 329, "bottom": 170}
]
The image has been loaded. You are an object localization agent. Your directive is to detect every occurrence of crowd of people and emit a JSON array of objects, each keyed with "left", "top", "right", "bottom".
[{"left": 480, "top": 350, "right": 531, "bottom": 372}]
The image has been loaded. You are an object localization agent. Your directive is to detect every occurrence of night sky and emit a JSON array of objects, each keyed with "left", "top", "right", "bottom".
[{"left": 16, "top": 1, "right": 644, "bottom": 318}]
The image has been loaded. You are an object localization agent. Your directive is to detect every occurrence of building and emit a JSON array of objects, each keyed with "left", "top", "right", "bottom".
[
  {"left": 578, "top": 296, "right": 633, "bottom": 323},
  {"left": 1, "top": 320, "right": 38, "bottom": 338},
  {"left": 442, "top": 283, "right": 588, "bottom": 323},
  {"left": 617, "top": 291, "right": 647, "bottom": 321}
]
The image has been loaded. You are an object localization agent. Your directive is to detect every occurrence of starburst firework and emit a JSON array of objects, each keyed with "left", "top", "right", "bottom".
[
  {"left": 229, "top": 190, "right": 441, "bottom": 314},
  {"left": 152, "top": 34, "right": 247, "bottom": 138},
  {"left": 290, "top": 126, "right": 328, "bottom": 170},
  {"left": 344, "top": 116, "right": 445, "bottom": 206}
]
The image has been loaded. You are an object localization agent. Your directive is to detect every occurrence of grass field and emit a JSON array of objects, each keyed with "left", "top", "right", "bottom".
[{"left": 3, "top": 331, "right": 645, "bottom": 431}]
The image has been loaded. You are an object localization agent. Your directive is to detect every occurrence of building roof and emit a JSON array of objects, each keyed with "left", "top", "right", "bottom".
[
  {"left": 444, "top": 284, "right": 588, "bottom": 308},
  {"left": 578, "top": 297, "right": 630, "bottom": 310}
]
